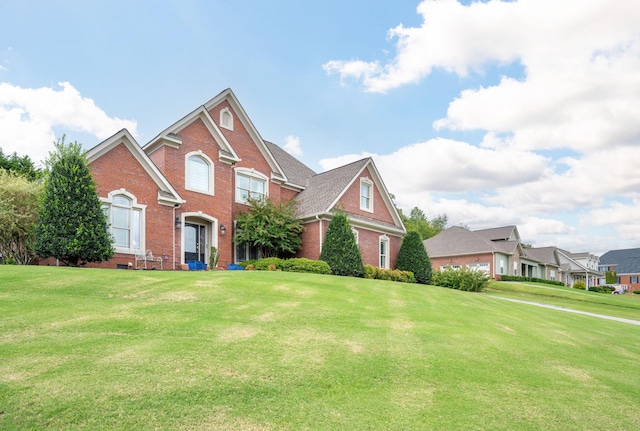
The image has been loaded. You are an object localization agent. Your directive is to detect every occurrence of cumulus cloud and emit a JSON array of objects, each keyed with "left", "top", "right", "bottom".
[
  {"left": 322, "top": 0, "right": 640, "bottom": 253},
  {"left": 0, "top": 82, "right": 137, "bottom": 165},
  {"left": 325, "top": 0, "right": 640, "bottom": 153},
  {"left": 283, "top": 135, "right": 303, "bottom": 156}
]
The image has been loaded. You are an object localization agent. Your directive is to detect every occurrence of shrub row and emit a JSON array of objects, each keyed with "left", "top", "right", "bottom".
[
  {"left": 431, "top": 267, "right": 490, "bottom": 292},
  {"left": 363, "top": 264, "right": 416, "bottom": 283},
  {"left": 240, "top": 257, "right": 331, "bottom": 275},
  {"left": 585, "top": 284, "right": 615, "bottom": 294},
  {"left": 499, "top": 275, "right": 565, "bottom": 286}
]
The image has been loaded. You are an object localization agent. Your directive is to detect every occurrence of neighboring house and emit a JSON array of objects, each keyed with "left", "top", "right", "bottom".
[
  {"left": 523, "top": 246, "right": 562, "bottom": 282},
  {"left": 598, "top": 248, "right": 640, "bottom": 292},
  {"left": 424, "top": 225, "right": 602, "bottom": 287},
  {"left": 423, "top": 225, "right": 526, "bottom": 280},
  {"left": 72, "top": 88, "right": 405, "bottom": 270}
]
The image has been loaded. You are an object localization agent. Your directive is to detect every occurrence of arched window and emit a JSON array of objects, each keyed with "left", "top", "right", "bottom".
[
  {"left": 185, "top": 152, "right": 214, "bottom": 194},
  {"left": 102, "top": 191, "right": 145, "bottom": 252},
  {"left": 220, "top": 108, "right": 233, "bottom": 130}
]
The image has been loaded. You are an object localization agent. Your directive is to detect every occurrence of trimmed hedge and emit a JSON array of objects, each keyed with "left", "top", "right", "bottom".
[
  {"left": 363, "top": 264, "right": 416, "bottom": 283},
  {"left": 319, "top": 212, "right": 364, "bottom": 277},
  {"left": 253, "top": 257, "right": 285, "bottom": 271},
  {"left": 431, "top": 267, "right": 489, "bottom": 292},
  {"left": 240, "top": 257, "right": 331, "bottom": 275},
  {"left": 282, "top": 258, "right": 331, "bottom": 275},
  {"left": 499, "top": 275, "right": 565, "bottom": 286}
]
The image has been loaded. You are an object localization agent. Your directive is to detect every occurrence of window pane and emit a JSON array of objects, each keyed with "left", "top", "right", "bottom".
[
  {"left": 236, "top": 188, "right": 249, "bottom": 203},
  {"left": 237, "top": 174, "right": 250, "bottom": 190},
  {"left": 113, "top": 227, "right": 129, "bottom": 248},
  {"left": 236, "top": 243, "right": 247, "bottom": 262},
  {"left": 188, "top": 156, "right": 209, "bottom": 191},
  {"left": 132, "top": 209, "right": 141, "bottom": 250},
  {"left": 113, "top": 195, "right": 131, "bottom": 206},
  {"left": 250, "top": 178, "right": 265, "bottom": 193},
  {"left": 112, "top": 207, "right": 130, "bottom": 229}
]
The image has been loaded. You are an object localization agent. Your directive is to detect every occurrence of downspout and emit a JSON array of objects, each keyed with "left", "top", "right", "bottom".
[
  {"left": 173, "top": 203, "right": 182, "bottom": 270},
  {"left": 316, "top": 215, "right": 322, "bottom": 259}
]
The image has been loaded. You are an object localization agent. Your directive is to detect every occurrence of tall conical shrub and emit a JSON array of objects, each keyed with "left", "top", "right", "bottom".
[
  {"left": 320, "top": 211, "right": 364, "bottom": 277},
  {"left": 396, "top": 231, "right": 432, "bottom": 284}
]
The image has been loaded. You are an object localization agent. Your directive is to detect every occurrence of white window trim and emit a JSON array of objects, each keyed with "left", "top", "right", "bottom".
[
  {"left": 220, "top": 107, "right": 233, "bottom": 130},
  {"left": 360, "top": 178, "right": 373, "bottom": 213},
  {"left": 185, "top": 151, "right": 215, "bottom": 195},
  {"left": 352, "top": 227, "right": 359, "bottom": 245},
  {"left": 234, "top": 168, "right": 269, "bottom": 204},
  {"left": 101, "top": 189, "right": 146, "bottom": 255},
  {"left": 379, "top": 234, "right": 389, "bottom": 269}
]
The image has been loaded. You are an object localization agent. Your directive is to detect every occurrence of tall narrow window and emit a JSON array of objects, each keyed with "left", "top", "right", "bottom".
[
  {"left": 360, "top": 178, "right": 373, "bottom": 212},
  {"left": 185, "top": 152, "right": 214, "bottom": 194},
  {"left": 220, "top": 108, "right": 233, "bottom": 130},
  {"left": 379, "top": 236, "right": 389, "bottom": 269},
  {"left": 235, "top": 169, "right": 267, "bottom": 204},
  {"left": 103, "top": 192, "right": 144, "bottom": 252}
]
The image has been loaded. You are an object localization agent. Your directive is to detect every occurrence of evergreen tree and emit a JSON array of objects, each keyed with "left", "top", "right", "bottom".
[
  {"left": 320, "top": 211, "right": 364, "bottom": 277},
  {"left": 34, "top": 137, "right": 114, "bottom": 266},
  {"left": 395, "top": 230, "right": 432, "bottom": 284}
]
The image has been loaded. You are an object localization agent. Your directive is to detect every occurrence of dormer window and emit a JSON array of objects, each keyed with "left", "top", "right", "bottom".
[{"left": 220, "top": 108, "right": 233, "bottom": 130}]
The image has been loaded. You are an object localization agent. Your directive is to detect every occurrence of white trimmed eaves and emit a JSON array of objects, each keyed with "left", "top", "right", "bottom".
[
  {"left": 298, "top": 211, "right": 405, "bottom": 236},
  {"left": 325, "top": 158, "right": 406, "bottom": 233},
  {"left": 143, "top": 105, "right": 241, "bottom": 164},
  {"left": 204, "top": 88, "right": 288, "bottom": 183},
  {"left": 86, "top": 129, "right": 184, "bottom": 207}
]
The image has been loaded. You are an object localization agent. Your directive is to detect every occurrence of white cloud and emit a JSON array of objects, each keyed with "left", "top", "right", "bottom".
[
  {"left": 321, "top": 0, "right": 640, "bottom": 253},
  {"left": 0, "top": 81, "right": 137, "bottom": 165},
  {"left": 321, "top": 138, "right": 549, "bottom": 195},
  {"left": 324, "top": 0, "right": 640, "bottom": 153},
  {"left": 283, "top": 135, "right": 303, "bottom": 156}
]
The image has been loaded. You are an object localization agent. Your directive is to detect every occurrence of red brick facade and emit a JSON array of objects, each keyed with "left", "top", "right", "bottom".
[{"left": 67, "top": 89, "right": 405, "bottom": 270}]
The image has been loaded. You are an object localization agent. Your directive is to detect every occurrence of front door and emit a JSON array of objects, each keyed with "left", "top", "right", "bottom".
[{"left": 184, "top": 223, "right": 206, "bottom": 263}]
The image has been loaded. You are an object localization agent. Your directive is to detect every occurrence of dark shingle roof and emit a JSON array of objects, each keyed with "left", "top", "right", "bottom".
[
  {"left": 423, "top": 226, "right": 499, "bottom": 257},
  {"left": 264, "top": 141, "right": 316, "bottom": 188},
  {"left": 599, "top": 248, "right": 640, "bottom": 274},
  {"left": 525, "top": 246, "right": 560, "bottom": 266},
  {"left": 295, "top": 158, "right": 370, "bottom": 217},
  {"left": 475, "top": 226, "right": 518, "bottom": 241}
]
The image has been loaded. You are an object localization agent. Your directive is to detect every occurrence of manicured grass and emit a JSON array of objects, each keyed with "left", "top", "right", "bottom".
[
  {"left": 487, "top": 281, "right": 640, "bottom": 321},
  {"left": 1, "top": 266, "right": 639, "bottom": 430}
]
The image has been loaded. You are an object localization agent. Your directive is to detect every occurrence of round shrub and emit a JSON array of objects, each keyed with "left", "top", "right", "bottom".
[
  {"left": 573, "top": 280, "right": 586, "bottom": 290},
  {"left": 254, "top": 257, "right": 284, "bottom": 271}
]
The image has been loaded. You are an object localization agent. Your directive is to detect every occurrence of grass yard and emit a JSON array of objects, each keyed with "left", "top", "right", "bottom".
[{"left": 1, "top": 267, "right": 639, "bottom": 430}]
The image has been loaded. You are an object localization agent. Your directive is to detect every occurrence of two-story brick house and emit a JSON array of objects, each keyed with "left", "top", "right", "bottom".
[{"left": 83, "top": 88, "right": 405, "bottom": 270}]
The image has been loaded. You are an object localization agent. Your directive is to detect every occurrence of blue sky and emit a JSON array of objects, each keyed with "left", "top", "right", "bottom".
[{"left": 2, "top": 0, "right": 640, "bottom": 255}]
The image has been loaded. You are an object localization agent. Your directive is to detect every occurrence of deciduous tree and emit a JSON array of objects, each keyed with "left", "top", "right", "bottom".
[
  {"left": 234, "top": 196, "right": 304, "bottom": 258},
  {"left": 0, "top": 171, "right": 41, "bottom": 264}
]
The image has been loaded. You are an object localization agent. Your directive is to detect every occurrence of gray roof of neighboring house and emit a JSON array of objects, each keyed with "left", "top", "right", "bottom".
[
  {"left": 599, "top": 248, "right": 640, "bottom": 274},
  {"left": 524, "top": 246, "right": 560, "bottom": 266},
  {"left": 264, "top": 141, "right": 316, "bottom": 188},
  {"left": 423, "top": 226, "right": 503, "bottom": 257},
  {"left": 475, "top": 225, "right": 518, "bottom": 241},
  {"left": 294, "top": 158, "right": 370, "bottom": 218}
]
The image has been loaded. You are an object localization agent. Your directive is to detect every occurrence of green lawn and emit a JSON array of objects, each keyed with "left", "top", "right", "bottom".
[{"left": 1, "top": 267, "right": 639, "bottom": 430}]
